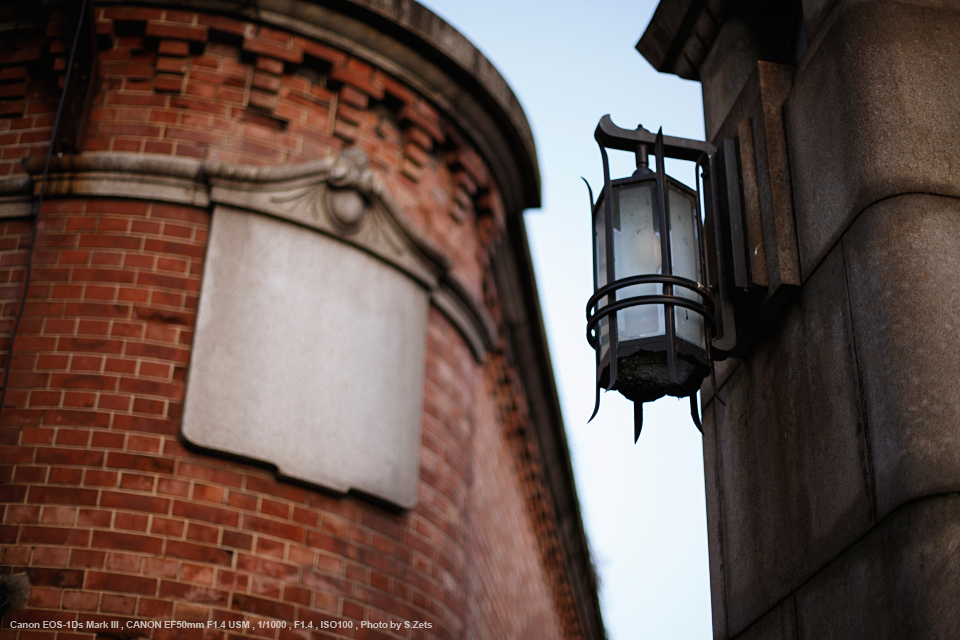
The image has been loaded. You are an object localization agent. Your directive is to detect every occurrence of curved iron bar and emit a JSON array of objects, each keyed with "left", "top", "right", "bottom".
[
  {"left": 690, "top": 394, "right": 703, "bottom": 433},
  {"left": 696, "top": 152, "right": 727, "bottom": 406},
  {"left": 586, "top": 274, "right": 713, "bottom": 320},
  {"left": 581, "top": 176, "right": 595, "bottom": 210},
  {"left": 586, "top": 293, "right": 716, "bottom": 347}
]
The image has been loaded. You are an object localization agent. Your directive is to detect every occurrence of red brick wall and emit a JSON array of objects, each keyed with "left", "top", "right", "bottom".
[
  {"left": 79, "top": 6, "right": 493, "bottom": 303},
  {"left": 0, "top": 219, "right": 33, "bottom": 375},
  {"left": 466, "top": 365, "right": 564, "bottom": 640},
  {"left": 0, "top": 5, "right": 67, "bottom": 176},
  {"left": 0, "top": 5, "right": 583, "bottom": 640}
]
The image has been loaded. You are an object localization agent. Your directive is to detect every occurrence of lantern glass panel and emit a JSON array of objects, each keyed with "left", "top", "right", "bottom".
[
  {"left": 612, "top": 180, "right": 663, "bottom": 342},
  {"left": 593, "top": 194, "right": 610, "bottom": 359},
  {"left": 667, "top": 183, "right": 706, "bottom": 349}
]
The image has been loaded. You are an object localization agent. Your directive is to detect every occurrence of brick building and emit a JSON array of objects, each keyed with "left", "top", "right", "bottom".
[{"left": 0, "top": 1, "right": 604, "bottom": 639}]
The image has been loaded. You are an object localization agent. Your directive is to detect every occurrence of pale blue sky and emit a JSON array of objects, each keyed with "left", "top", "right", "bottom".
[{"left": 417, "top": 2, "right": 713, "bottom": 639}]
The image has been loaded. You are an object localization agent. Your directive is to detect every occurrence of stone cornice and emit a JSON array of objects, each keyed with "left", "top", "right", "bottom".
[
  {"left": 636, "top": 0, "right": 716, "bottom": 80},
  {"left": 15, "top": 151, "right": 497, "bottom": 362}
]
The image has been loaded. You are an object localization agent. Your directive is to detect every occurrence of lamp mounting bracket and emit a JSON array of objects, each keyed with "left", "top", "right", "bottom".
[{"left": 594, "top": 115, "right": 715, "bottom": 161}]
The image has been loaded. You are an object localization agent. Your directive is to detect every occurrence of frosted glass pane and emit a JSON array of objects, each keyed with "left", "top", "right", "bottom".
[
  {"left": 615, "top": 182, "right": 663, "bottom": 341},
  {"left": 668, "top": 185, "right": 705, "bottom": 349},
  {"left": 594, "top": 197, "right": 610, "bottom": 360}
]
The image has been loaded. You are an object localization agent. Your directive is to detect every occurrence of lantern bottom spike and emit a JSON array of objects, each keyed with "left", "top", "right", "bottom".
[
  {"left": 690, "top": 394, "right": 703, "bottom": 434},
  {"left": 588, "top": 381, "right": 602, "bottom": 423},
  {"left": 634, "top": 403, "right": 643, "bottom": 443}
]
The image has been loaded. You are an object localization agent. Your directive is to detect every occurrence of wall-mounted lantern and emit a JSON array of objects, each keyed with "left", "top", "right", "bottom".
[{"left": 586, "top": 115, "right": 745, "bottom": 441}]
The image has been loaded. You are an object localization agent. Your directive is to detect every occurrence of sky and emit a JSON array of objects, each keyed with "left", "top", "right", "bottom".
[{"left": 416, "top": 2, "right": 713, "bottom": 639}]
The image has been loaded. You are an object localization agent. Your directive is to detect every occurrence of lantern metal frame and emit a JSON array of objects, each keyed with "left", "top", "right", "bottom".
[{"left": 586, "top": 115, "right": 741, "bottom": 440}]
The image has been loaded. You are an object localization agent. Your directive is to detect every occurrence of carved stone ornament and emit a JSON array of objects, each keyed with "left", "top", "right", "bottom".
[{"left": 16, "top": 151, "right": 498, "bottom": 509}]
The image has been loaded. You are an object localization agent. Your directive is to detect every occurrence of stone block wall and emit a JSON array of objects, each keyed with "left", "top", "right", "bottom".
[
  {"left": 0, "top": 3, "right": 602, "bottom": 640},
  {"left": 640, "top": 0, "right": 960, "bottom": 638}
]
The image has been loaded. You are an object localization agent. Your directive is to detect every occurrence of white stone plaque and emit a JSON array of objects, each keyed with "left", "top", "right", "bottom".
[{"left": 182, "top": 207, "right": 428, "bottom": 508}]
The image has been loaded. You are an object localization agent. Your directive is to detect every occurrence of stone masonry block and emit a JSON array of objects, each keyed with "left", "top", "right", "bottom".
[
  {"left": 713, "top": 244, "right": 873, "bottom": 636},
  {"left": 735, "top": 597, "right": 797, "bottom": 640},
  {"left": 800, "top": 0, "right": 839, "bottom": 41},
  {"left": 701, "top": 403, "right": 728, "bottom": 640},
  {"left": 784, "top": 1, "right": 960, "bottom": 278},
  {"left": 700, "top": 17, "right": 766, "bottom": 142},
  {"left": 795, "top": 494, "right": 960, "bottom": 640},
  {"left": 842, "top": 193, "right": 960, "bottom": 518}
]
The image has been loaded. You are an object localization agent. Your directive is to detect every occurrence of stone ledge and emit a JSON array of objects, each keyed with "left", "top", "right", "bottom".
[
  {"left": 728, "top": 493, "right": 960, "bottom": 640},
  {"left": 18, "top": 151, "right": 498, "bottom": 362}
]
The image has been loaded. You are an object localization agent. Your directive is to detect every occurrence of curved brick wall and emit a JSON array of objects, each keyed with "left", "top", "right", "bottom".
[{"left": 0, "top": 3, "right": 601, "bottom": 640}]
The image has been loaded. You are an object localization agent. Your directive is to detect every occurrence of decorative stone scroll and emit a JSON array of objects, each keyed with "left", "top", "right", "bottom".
[{"left": 18, "top": 151, "right": 498, "bottom": 509}]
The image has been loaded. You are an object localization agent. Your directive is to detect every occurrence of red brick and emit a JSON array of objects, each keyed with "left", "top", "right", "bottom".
[
  {"left": 155, "top": 73, "right": 184, "bottom": 93},
  {"left": 339, "top": 85, "right": 369, "bottom": 109},
  {"left": 99, "top": 492, "right": 169, "bottom": 516},
  {"left": 156, "top": 56, "right": 187, "bottom": 74},
  {"left": 102, "top": 6, "right": 163, "bottom": 20},
  {"left": 329, "top": 65, "right": 384, "bottom": 100},
  {"left": 20, "top": 526, "right": 90, "bottom": 545},
  {"left": 83, "top": 469, "right": 119, "bottom": 487},
  {"left": 256, "top": 536, "right": 285, "bottom": 559},
  {"left": 236, "top": 553, "right": 298, "bottom": 581},
  {"left": 157, "top": 477, "right": 190, "bottom": 496},
  {"left": 138, "top": 596, "right": 175, "bottom": 618},
  {"left": 232, "top": 593, "right": 295, "bottom": 620},
  {"left": 20, "top": 427, "right": 54, "bottom": 444},
  {"left": 197, "top": 14, "right": 250, "bottom": 36},
  {"left": 180, "top": 562, "right": 215, "bottom": 585},
  {"left": 151, "top": 516, "right": 185, "bottom": 537},
  {"left": 193, "top": 483, "right": 224, "bottom": 503},
  {"left": 242, "top": 37, "right": 302, "bottom": 64},
  {"left": 260, "top": 498, "right": 289, "bottom": 519},
  {"left": 64, "top": 590, "right": 100, "bottom": 611},
  {"left": 172, "top": 500, "right": 239, "bottom": 527},
  {"left": 35, "top": 447, "right": 103, "bottom": 466},
  {"left": 144, "top": 557, "right": 179, "bottom": 580},
  {"left": 186, "top": 522, "right": 219, "bottom": 543},
  {"left": 398, "top": 104, "right": 444, "bottom": 143},
  {"left": 165, "top": 540, "right": 232, "bottom": 565},
  {"left": 91, "top": 430, "right": 125, "bottom": 449},
  {"left": 145, "top": 21, "right": 208, "bottom": 42},
  {"left": 255, "top": 56, "right": 284, "bottom": 75},
  {"left": 177, "top": 462, "right": 242, "bottom": 487},
  {"left": 77, "top": 508, "right": 112, "bottom": 527},
  {"left": 4, "top": 505, "right": 41, "bottom": 523},
  {"left": 93, "top": 530, "right": 163, "bottom": 554},
  {"left": 49, "top": 467, "right": 83, "bottom": 484},
  {"left": 242, "top": 514, "right": 304, "bottom": 543},
  {"left": 28, "top": 486, "right": 98, "bottom": 505},
  {"left": 159, "top": 579, "right": 227, "bottom": 605},
  {"left": 67, "top": 549, "right": 104, "bottom": 569},
  {"left": 25, "top": 567, "right": 84, "bottom": 589},
  {"left": 158, "top": 40, "right": 190, "bottom": 56},
  {"left": 114, "top": 511, "right": 149, "bottom": 531},
  {"left": 221, "top": 530, "right": 253, "bottom": 550},
  {"left": 252, "top": 71, "right": 282, "bottom": 93},
  {"left": 119, "top": 472, "right": 154, "bottom": 491},
  {"left": 86, "top": 571, "right": 157, "bottom": 595},
  {"left": 106, "top": 451, "right": 175, "bottom": 474}
]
